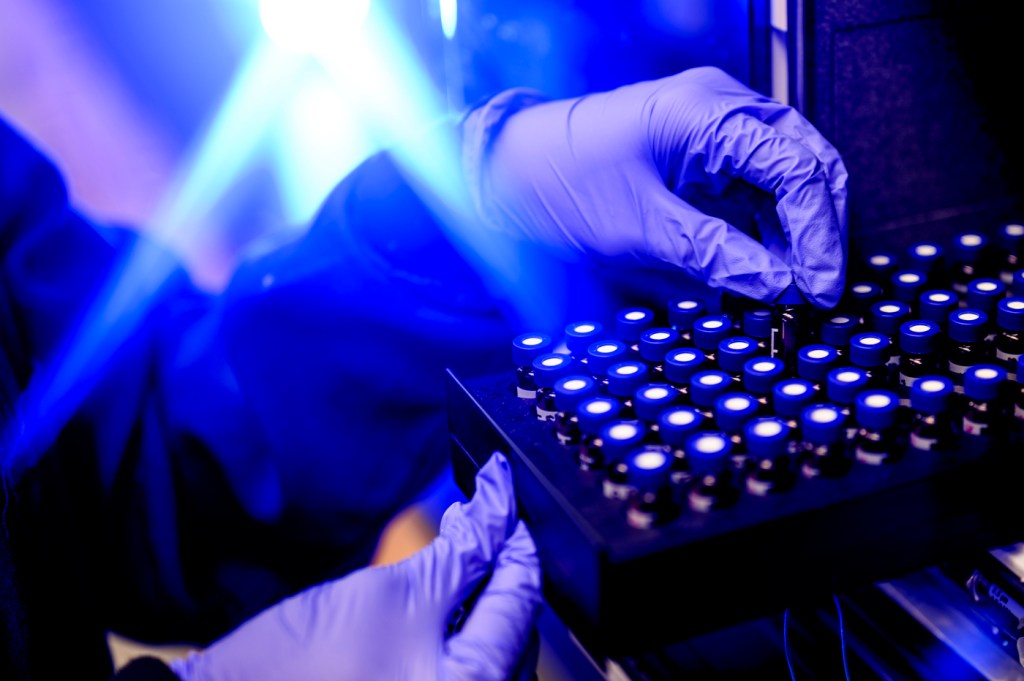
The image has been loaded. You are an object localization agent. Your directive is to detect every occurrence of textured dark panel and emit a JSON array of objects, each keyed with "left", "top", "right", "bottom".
[{"left": 808, "top": 2, "right": 1024, "bottom": 255}]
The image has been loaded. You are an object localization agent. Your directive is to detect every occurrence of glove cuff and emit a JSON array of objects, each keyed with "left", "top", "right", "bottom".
[{"left": 461, "top": 88, "right": 549, "bottom": 229}]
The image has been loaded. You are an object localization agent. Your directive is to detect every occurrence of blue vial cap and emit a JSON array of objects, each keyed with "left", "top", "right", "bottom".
[
  {"left": 689, "top": 370, "right": 733, "bottom": 408},
  {"left": 772, "top": 379, "right": 816, "bottom": 419},
  {"left": 826, "top": 367, "right": 870, "bottom": 405},
  {"left": 967, "top": 279, "right": 1007, "bottom": 315},
  {"left": 639, "top": 327, "right": 680, "bottom": 362},
  {"left": 910, "top": 375, "right": 955, "bottom": 415},
  {"left": 800, "top": 403, "right": 845, "bottom": 445},
  {"left": 577, "top": 396, "right": 623, "bottom": 434},
  {"left": 919, "top": 290, "right": 959, "bottom": 324},
  {"left": 715, "top": 392, "right": 760, "bottom": 432},
  {"left": 743, "top": 357, "right": 786, "bottom": 395},
  {"left": 663, "top": 348, "right": 705, "bottom": 385},
  {"left": 564, "top": 321, "right": 604, "bottom": 356},
  {"left": 626, "top": 446, "right": 673, "bottom": 491},
  {"left": 606, "top": 360, "right": 651, "bottom": 398},
  {"left": 1013, "top": 270, "right": 1024, "bottom": 297},
  {"left": 890, "top": 270, "right": 928, "bottom": 304},
  {"left": 512, "top": 332, "right": 553, "bottom": 367},
  {"left": 864, "top": 252, "right": 897, "bottom": 281},
  {"left": 907, "top": 242, "right": 945, "bottom": 275},
  {"left": 849, "top": 332, "right": 891, "bottom": 368},
  {"left": 633, "top": 383, "right": 680, "bottom": 422},
  {"left": 797, "top": 344, "right": 840, "bottom": 382},
  {"left": 614, "top": 307, "right": 656, "bottom": 343},
  {"left": 854, "top": 390, "right": 900, "bottom": 430},
  {"left": 553, "top": 375, "right": 599, "bottom": 413},
  {"left": 819, "top": 313, "right": 859, "bottom": 347},
  {"left": 899, "top": 320, "right": 941, "bottom": 355},
  {"left": 532, "top": 353, "right": 576, "bottom": 388},
  {"left": 685, "top": 431, "right": 733, "bottom": 474},
  {"left": 948, "top": 308, "right": 989, "bottom": 343},
  {"left": 599, "top": 420, "right": 646, "bottom": 461},
  {"left": 963, "top": 364, "right": 1008, "bottom": 402},
  {"left": 849, "top": 281, "right": 882, "bottom": 308},
  {"left": 657, "top": 407, "right": 705, "bottom": 447},
  {"left": 742, "top": 308, "right": 773, "bottom": 339},
  {"left": 998, "top": 297, "right": 1024, "bottom": 332},
  {"left": 668, "top": 297, "right": 706, "bottom": 330},
  {"left": 693, "top": 315, "right": 733, "bottom": 351},
  {"left": 997, "top": 223, "right": 1024, "bottom": 251},
  {"left": 870, "top": 300, "right": 911, "bottom": 337},
  {"left": 744, "top": 417, "right": 792, "bottom": 458},
  {"left": 718, "top": 336, "right": 759, "bottom": 373},
  {"left": 586, "top": 340, "right": 629, "bottom": 375},
  {"left": 951, "top": 232, "right": 989, "bottom": 263}
]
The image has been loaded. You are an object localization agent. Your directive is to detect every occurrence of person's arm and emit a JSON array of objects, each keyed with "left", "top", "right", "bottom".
[
  {"left": 0, "top": 115, "right": 522, "bottom": 671},
  {"left": 109, "top": 453, "right": 541, "bottom": 681},
  {"left": 462, "top": 66, "right": 849, "bottom": 309}
]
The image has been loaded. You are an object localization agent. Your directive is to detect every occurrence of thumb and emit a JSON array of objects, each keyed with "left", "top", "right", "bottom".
[
  {"left": 406, "top": 453, "right": 518, "bottom": 614},
  {"left": 444, "top": 520, "right": 542, "bottom": 681},
  {"left": 646, "top": 191, "right": 794, "bottom": 303}
]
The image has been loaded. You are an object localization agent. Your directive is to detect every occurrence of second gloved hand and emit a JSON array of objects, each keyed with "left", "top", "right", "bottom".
[
  {"left": 169, "top": 453, "right": 541, "bottom": 681},
  {"left": 464, "top": 66, "right": 848, "bottom": 309}
]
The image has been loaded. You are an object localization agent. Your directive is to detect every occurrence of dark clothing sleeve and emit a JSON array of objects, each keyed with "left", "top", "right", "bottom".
[
  {"left": 111, "top": 657, "right": 180, "bottom": 681},
  {"left": 0, "top": 116, "right": 519, "bottom": 678}
]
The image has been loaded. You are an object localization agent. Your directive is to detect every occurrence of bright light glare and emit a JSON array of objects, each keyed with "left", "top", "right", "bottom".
[
  {"left": 259, "top": 0, "right": 370, "bottom": 53},
  {"left": 440, "top": 0, "right": 457, "bottom": 39}
]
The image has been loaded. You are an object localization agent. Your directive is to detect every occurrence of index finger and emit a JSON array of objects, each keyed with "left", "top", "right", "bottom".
[{"left": 701, "top": 113, "right": 846, "bottom": 308}]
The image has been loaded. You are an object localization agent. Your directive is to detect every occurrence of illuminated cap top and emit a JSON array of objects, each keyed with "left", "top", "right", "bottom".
[
  {"left": 657, "top": 406, "right": 705, "bottom": 446},
  {"left": 772, "top": 379, "right": 815, "bottom": 419},
  {"left": 966, "top": 279, "right": 1007, "bottom": 314},
  {"left": 717, "top": 335, "right": 758, "bottom": 373},
  {"left": 855, "top": 390, "right": 899, "bottom": 430},
  {"left": 744, "top": 416, "right": 791, "bottom": 457},
  {"left": 997, "top": 297, "right": 1024, "bottom": 331},
  {"left": 668, "top": 297, "right": 707, "bottom": 329},
  {"left": 800, "top": 403, "right": 845, "bottom": 444},
  {"left": 692, "top": 315, "right": 733, "bottom": 351},
  {"left": 564, "top": 321, "right": 604, "bottom": 354},
  {"left": 910, "top": 375, "right": 954, "bottom": 414},
  {"left": 512, "top": 332, "right": 552, "bottom": 366},
  {"left": 947, "top": 308, "right": 989, "bottom": 343},
  {"left": 633, "top": 383, "right": 680, "bottom": 422},
  {"left": 963, "top": 364, "right": 1007, "bottom": 401},
  {"left": 663, "top": 348, "right": 705, "bottom": 385},
  {"left": 742, "top": 356, "right": 785, "bottom": 395}
]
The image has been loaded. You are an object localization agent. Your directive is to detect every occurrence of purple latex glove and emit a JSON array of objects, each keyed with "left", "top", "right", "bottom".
[
  {"left": 465, "top": 66, "right": 849, "bottom": 309},
  {"left": 169, "top": 453, "right": 541, "bottom": 681}
]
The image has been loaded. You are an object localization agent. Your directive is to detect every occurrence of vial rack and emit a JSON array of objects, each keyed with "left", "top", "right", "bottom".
[{"left": 445, "top": 227, "right": 1024, "bottom": 661}]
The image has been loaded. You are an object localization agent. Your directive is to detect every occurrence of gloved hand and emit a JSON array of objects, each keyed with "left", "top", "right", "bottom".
[
  {"left": 464, "top": 66, "right": 848, "bottom": 309},
  {"left": 169, "top": 453, "right": 542, "bottom": 681}
]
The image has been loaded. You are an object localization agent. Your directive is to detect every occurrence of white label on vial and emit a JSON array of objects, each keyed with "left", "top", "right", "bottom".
[
  {"left": 899, "top": 373, "right": 918, "bottom": 388},
  {"left": 948, "top": 360, "right": 970, "bottom": 375},
  {"left": 887, "top": 354, "right": 900, "bottom": 368},
  {"left": 1016, "top": 404, "right": 1024, "bottom": 420},
  {"left": 910, "top": 431, "right": 939, "bottom": 451},
  {"left": 517, "top": 387, "right": 537, "bottom": 399},
  {"left": 962, "top": 417, "right": 988, "bottom": 436},
  {"left": 536, "top": 407, "right": 557, "bottom": 422},
  {"left": 996, "top": 347, "right": 1022, "bottom": 364},
  {"left": 603, "top": 479, "right": 632, "bottom": 500},
  {"left": 855, "top": 447, "right": 887, "bottom": 465},
  {"left": 1002, "top": 271, "right": 1014, "bottom": 285}
]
